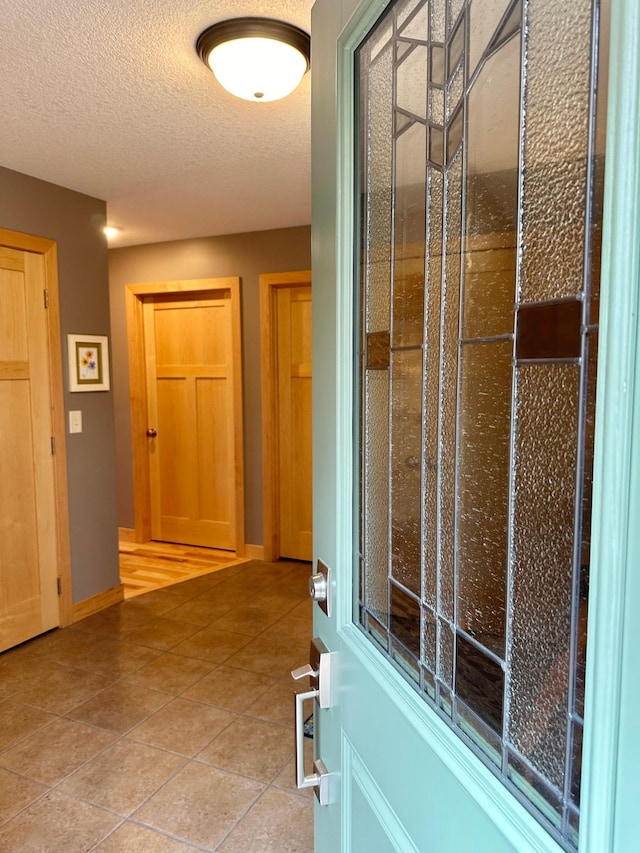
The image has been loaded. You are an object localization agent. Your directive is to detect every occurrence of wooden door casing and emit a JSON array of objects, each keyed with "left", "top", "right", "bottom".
[
  {"left": 260, "top": 271, "right": 313, "bottom": 562},
  {"left": 126, "top": 278, "right": 245, "bottom": 554}
]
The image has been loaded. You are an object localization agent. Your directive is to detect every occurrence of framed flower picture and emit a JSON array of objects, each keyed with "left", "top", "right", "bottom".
[{"left": 67, "top": 334, "right": 110, "bottom": 392}]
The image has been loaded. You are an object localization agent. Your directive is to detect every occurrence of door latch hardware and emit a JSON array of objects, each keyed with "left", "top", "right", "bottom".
[
  {"left": 291, "top": 637, "right": 331, "bottom": 707},
  {"left": 309, "top": 559, "right": 331, "bottom": 616},
  {"left": 293, "top": 689, "right": 331, "bottom": 805}
]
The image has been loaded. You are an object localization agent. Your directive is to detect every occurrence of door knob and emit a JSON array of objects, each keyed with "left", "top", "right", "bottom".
[{"left": 146, "top": 428, "right": 157, "bottom": 437}]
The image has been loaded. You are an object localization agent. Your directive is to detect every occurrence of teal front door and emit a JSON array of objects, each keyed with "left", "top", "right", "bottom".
[{"left": 309, "top": 0, "right": 640, "bottom": 850}]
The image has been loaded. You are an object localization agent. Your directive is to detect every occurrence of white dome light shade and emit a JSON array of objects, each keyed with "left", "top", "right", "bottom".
[
  {"left": 208, "top": 37, "right": 308, "bottom": 102},
  {"left": 196, "top": 18, "right": 310, "bottom": 103}
]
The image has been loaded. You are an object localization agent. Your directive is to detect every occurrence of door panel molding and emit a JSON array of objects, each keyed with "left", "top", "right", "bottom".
[
  {"left": 259, "top": 270, "right": 312, "bottom": 561},
  {"left": 126, "top": 278, "right": 245, "bottom": 554},
  {"left": 0, "top": 227, "right": 72, "bottom": 630}
]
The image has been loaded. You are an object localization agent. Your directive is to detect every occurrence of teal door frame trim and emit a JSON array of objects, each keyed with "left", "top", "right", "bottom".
[{"left": 581, "top": 1, "right": 640, "bottom": 849}]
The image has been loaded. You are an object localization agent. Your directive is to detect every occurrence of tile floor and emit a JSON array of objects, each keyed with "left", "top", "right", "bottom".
[{"left": 0, "top": 560, "right": 314, "bottom": 852}]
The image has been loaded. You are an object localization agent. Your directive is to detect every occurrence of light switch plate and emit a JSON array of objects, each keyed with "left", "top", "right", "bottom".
[{"left": 69, "top": 410, "right": 82, "bottom": 434}]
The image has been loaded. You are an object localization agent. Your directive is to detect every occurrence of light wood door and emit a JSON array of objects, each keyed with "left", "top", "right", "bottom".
[
  {"left": 276, "top": 284, "right": 312, "bottom": 560},
  {"left": 0, "top": 247, "right": 59, "bottom": 651},
  {"left": 144, "top": 291, "right": 237, "bottom": 549}
]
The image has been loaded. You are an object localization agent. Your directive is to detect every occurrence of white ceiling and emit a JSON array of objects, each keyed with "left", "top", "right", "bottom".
[{"left": 0, "top": 0, "right": 313, "bottom": 247}]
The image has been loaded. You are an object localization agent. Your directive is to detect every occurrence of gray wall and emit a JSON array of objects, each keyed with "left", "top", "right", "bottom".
[
  {"left": 108, "top": 226, "right": 311, "bottom": 546},
  {"left": 0, "top": 165, "right": 120, "bottom": 603}
]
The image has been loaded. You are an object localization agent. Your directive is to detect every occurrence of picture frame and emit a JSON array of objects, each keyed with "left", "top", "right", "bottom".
[{"left": 67, "top": 334, "right": 110, "bottom": 392}]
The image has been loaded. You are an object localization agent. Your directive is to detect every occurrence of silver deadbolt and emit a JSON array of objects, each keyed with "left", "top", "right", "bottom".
[{"left": 309, "top": 559, "right": 331, "bottom": 616}]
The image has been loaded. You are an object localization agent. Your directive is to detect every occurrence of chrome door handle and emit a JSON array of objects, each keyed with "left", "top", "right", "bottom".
[{"left": 294, "top": 688, "right": 330, "bottom": 805}]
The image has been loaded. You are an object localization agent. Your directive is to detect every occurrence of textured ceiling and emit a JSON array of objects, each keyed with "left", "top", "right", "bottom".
[{"left": 0, "top": 0, "right": 313, "bottom": 246}]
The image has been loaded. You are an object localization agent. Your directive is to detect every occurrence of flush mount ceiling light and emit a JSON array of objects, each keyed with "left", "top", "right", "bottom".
[{"left": 196, "top": 17, "right": 310, "bottom": 102}]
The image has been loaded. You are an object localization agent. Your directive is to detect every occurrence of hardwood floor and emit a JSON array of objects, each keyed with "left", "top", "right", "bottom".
[{"left": 119, "top": 540, "right": 250, "bottom": 599}]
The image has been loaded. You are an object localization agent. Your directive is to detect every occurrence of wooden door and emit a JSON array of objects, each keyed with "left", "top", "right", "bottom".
[
  {"left": 276, "top": 284, "right": 312, "bottom": 560},
  {"left": 143, "top": 290, "right": 239, "bottom": 550},
  {"left": 0, "top": 247, "right": 60, "bottom": 650}
]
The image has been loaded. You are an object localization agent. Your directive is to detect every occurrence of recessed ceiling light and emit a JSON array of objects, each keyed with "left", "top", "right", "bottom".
[{"left": 196, "top": 17, "right": 310, "bottom": 102}]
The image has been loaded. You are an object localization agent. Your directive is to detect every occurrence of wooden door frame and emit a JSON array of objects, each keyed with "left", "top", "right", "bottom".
[
  {"left": 259, "top": 270, "right": 312, "bottom": 561},
  {"left": 126, "top": 277, "right": 245, "bottom": 555},
  {"left": 0, "top": 227, "right": 73, "bottom": 627}
]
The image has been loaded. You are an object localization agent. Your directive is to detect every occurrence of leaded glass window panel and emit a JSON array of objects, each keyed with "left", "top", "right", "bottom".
[{"left": 356, "top": 0, "right": 606, "bottom": 847}]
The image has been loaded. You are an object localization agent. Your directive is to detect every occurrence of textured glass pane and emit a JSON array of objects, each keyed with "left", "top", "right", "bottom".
[
  {"left": 438, "top": 150, "right": 462, "bottom": 621},
  {"left": 447, "top": 0, "right": 465, "bottom": 29},
  {"left": 366, "top": 45, "right": 394, "bottom": 332},
  {"left": 397, "top": 46, "right": 428, "bottom": 119},
  {"left": 469, "top": 0, "right": 513, "bottom": 80},
  {"left": 463, "top": 239, "right": 516, "bottom": 340},
  {"left": 391, "top": 584, "right": 421, "bottom": 656},
  {"left": 438, "top": 618, "right": 454, "bottom": 687},
  {"left": 509, "top": 364, "right": 580, "bottom": 788},
  {"left": 431, "top": 0, "right": 445, "bottom": 41},
  {"left": 391, "top": 348, "right": 423, "bottom": 594},
  {"left": 520, "top": 0, "right": 593, "bottom": 301},
  {"left": 423, "top": 608, "right": 437, "bottom": 671},
  {"left": 429, "top": 85, "right": 445, "bottom": 125},
  {"left": 458, "top": 341, "right": 512, "bottom": 655},
  {"left": 456, "top": 635, "right": 504, "bottom": 734},
  {"left": 364, "top": 370, "right": 390, "bottom": 620},
  {"left": 423, "top": 167, "right": 443, "bottom": 609},
  {"left": 393, "top": 123, "right": 426, "bottom": 348}
]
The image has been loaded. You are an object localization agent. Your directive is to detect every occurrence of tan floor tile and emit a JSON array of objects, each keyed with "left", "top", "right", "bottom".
[
  {"left": 0, "top": 651, "right": 63, "bottom": 694},
  {"left": 271, "top": 730, "right": 315, "bottom": 798},
  {"left": 124, "top": 652, "right": 214, "bottom": 694},
  {"left": 261, "top": 613, "right": 313, "bottom": 645},
  {"left": 218, "top": 786, "right": 313, "bottom": 852},
  {"left": 182, "top": 665, "right": 276, "bottom": 713},
  {"left": 65, "top": 681, "right": 171, "bottom": 734},
  {"left": 133, "top": 761, "right": 264, "bottom": 849},
  {"left": 121, "top": 617, "right": 202, "bottom": 652},
  {"left": 211, "top": 604, "right": 284, "bottom": 636},
  {"left": 12, "top": 663, "right": 115, "bottom": 715},
  {"left": 198, "top": 716, "right": 293, "bottom": 782},
  {"left": 128, "top": 698, "right": 236, "bottom": 756},
  {"left": 160, "top": 597, "right": 235, "bottom": 627},
  {"left": 0, "top": 699, "right": 56, "bottom": 752},
  {"left": 0, "top": 717, "right": 117, "bottom": 785},
  {"left": 245, "top": 675, "right": 307, "bottom": 727},
  {"left": 0, "top": 767, "right": 48, "bottom": 824},
  {"left": 53, "top": 635, "right": 162, "bottom": 679},
  {"left": 95, "top": 821, "right": 201, "bottom": 851},
  {"left": 224, "top": 634, "right": 310, "bottom": 679},
  {"left": 0, "top": 790, "right": 121, "bottom": 852},
  {"left": 172, "top": 626, "right": 253, "bottom": 664},
  {"left": 59, "top": 739, "right": 186, "bottom": 816}
]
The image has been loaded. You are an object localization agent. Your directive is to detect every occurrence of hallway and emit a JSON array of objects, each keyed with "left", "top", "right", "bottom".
[{"left": 0, "top": 560, "right": 314, "bottom": 851}]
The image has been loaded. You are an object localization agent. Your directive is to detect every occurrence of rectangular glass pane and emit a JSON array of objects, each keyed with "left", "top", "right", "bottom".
[
  {"left": 456, "top": 634, "right": 504, "bottom": 734},
  {"left": 458, "top": 340, "right": 512, "bottom": 655},
  {"left": 519, "top": 0, "right": 593, "bottom": 301},
  {"left": 391, "top": 348, "right": 423, "bottom": 593},
  {"left": 393, "top": 123, "right": 426, "bottom": 348},
  {"left": 509, "top": 363, "right": 580, "bottom": 788}
]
